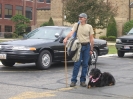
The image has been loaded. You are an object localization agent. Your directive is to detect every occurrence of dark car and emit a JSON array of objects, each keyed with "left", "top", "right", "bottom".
[
  {"left": 0, "top": 26, "right": 108, "bottom": 70},
  {"left": 115, "top": 28, "right": 133, "bottom": 57}
]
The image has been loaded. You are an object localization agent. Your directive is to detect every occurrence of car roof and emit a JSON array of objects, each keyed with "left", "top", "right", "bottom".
[{"left": 40, "top": 26, "right": 72, "bottom": 29}]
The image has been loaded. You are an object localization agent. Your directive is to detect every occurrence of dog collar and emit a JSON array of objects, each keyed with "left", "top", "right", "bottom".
[{"left": 91, "top": 74, "right": 101, "bottom": 83}]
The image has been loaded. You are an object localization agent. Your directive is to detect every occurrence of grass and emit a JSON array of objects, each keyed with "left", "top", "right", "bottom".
[{"left": 108, "top": 45, "right": 117, "bottom": 54}]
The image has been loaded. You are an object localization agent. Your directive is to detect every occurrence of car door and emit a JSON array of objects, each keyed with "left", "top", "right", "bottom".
[{"left": 52, "top": 27, "right": 72, "bottom": 61}]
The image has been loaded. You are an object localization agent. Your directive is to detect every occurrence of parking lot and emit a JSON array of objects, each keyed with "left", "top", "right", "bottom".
[{"left": 0, "top": 53, "right": 133, "bottom": 99}]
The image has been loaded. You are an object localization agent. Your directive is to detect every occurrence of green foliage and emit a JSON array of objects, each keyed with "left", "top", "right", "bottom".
[
  {"left": 12, "top": 33, "right": 18, "bottom": 38},
  {"left": 40, "top": 17, "right": 54, "bottom": 27},
  {"left": 99, "top": 35, "right": 107, "bottom": 40},
  {"left": 11, "top": 14, "right": 30, "bottom": 36},
  {"left": 107, "top": 36, "right": 116, "bottom": 41},
  {"left": 40, "top": 22, "right": 49, "bottom": 27},
  {"left": 106, "top": 16, "right": 117, "bottom": 37},
  {"left": 64, "top": 0, "right": 117, "bottom": 29},
  {"left": 48, "top": 17, "right": 54, "bottom": 26},
  {"left": 4, "top": 33, "right": 12, "bottom": 38},
  {"left": 123, "top": 20, "right": 133, "bottom": 35}
]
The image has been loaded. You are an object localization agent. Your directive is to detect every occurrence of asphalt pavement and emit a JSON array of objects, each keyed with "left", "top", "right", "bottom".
[{"left": 0, "top": 53, "right": 133, "bottom": 99}]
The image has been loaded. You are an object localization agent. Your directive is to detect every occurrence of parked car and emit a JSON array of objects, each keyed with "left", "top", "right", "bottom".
[
  {"left": 115, "top": 28, "right": 133, "bottom": 57},
  {"left": 0, "top": 26, "right": 108, "bottom": 70}
]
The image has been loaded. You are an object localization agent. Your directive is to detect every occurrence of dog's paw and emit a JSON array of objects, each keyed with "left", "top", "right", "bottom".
[
  {"left": 87, "top": 85, "right": 91, "bottom": 89},
  {"left": 109, "top": 83, "right": 113, "bottom": 86}
]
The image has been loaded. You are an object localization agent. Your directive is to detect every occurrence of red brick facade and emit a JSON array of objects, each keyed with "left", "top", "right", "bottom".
[{"left": 0, "top": 0, "right": 50, "bottom": 36}]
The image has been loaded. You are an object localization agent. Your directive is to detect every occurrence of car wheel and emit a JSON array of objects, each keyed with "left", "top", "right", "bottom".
[
  {"left": 36, "top": 50, "right": 52, "bottom": 70},
  {"left": 117, "top": 50, "right": 125, "bottom": 57},
  {"left": 88, "top": 48, "right": 98, "bottom": 65},
  {"left": 1, "top": 60, "right": 15, "bottom": 67}
]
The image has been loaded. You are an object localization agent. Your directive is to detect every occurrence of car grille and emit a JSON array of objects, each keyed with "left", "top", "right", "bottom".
[{"left": 121, "top": 39, "right": 133, "bottom": 44}]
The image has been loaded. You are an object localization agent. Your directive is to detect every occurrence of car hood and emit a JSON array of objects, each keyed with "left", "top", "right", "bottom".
[
  {"left": 0, "top": 39, "right": 54, "bottom": 46},
  {"left": 117, "top": 35, "right": 133, "bottom": 39}
]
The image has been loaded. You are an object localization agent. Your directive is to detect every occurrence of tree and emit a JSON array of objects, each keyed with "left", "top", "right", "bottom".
[
  {"left": 11, "top": 14, "right": 30, "bottom": 36},
  {"left": 123, "top": 20, "right": 133, "bottom": 35},
  {"left": 64, "top": 0, "right": 117, "bottom": 30},
  {"left": 48, "top": 17, "right": 54, "bottom": 26},
  {"left": 106, "top": 16, "right": 117, "bottom": 37},
  {"left": 40, "top": 17, "right": 54, "bottom": 27}
]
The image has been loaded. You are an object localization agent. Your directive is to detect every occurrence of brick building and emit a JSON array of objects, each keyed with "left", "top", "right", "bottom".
[
  {"left": 37, "top": 0, "right": 133, "bottom": 38},
  {"left": 0, "top": 0, "right": 50, "bottom": 37}
]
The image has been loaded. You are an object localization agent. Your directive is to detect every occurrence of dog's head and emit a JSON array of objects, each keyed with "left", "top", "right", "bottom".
[{"left": 89, "top": 68, "right": 101, "bottom": 79}]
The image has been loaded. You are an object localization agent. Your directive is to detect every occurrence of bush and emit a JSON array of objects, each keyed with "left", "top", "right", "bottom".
[
  {"left": 4, "top": 33, "right": 12, "bottom": 38},
  {"left": 48, "top": 17, "right": 54, "bottom": 26},
  {"left": 99, "top": 35, "right": 107, "bottom": 40},
  {"left": 106, "top": 16, "right": 117, "bottom": 37},
  {"left": 12, "top": 33, "right": 18, "bottom": 38},
  {"left": 107, "top": 36, "right": 116, "bottom": 41},
  {"left": 40, "top": 22, "right": 49, "bottom": 27},
  {"left": 40, "top": 17, "right": 54, "bottom": 27},
  {"left": 123, "top": 20, "right": 133, "bottom": 35}
]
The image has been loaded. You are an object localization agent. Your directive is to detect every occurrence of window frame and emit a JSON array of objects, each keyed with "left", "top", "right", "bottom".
[
  {"left": 15, "top": 6, "right": 23, "bottom": 15},
  {"left": 5, "top": 4, "right": 13, "bottom": 18},
  {"left": 46, "top": 0, "right": 51, "bottom": 4},
  {"left": 25, "top": 6, "right": 32, "bottom": 20},
  {"left": 5, "top": 25, "right": 12, "bottom": 32}
]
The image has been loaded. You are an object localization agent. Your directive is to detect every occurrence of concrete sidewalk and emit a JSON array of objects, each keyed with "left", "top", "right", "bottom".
[{"left": 107, "top": 42, "right": 115, "bottom": 45}]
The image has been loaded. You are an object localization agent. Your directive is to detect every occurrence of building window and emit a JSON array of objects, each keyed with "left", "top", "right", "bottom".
[
  {"left": 38, "top": 0, "right": 44, "bottom": 2},
  {"left": 16, "top": 6, "right": 23, "bottom": 15},
  {"left": 0, "top": 4, "right": 2, "bottom": 18},
  {"left": 5, "top": 26, "right": 12, "bottom": 32},
  {"left": 5, "top": 4, "right": 12, "bottom": 18},
  {"left": 46, "top": 0, "right": 50, "bottom": 3},
  {"left": 26, "top": 7, "right": 32, "bottom": 20}
]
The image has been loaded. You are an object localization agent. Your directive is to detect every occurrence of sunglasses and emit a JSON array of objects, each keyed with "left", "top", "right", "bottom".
[{"left": 79, "top": 17, "right": 83, "bottom": 18}]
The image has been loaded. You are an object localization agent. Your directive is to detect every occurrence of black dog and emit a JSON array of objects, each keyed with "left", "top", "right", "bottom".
[{"left": 87, "top": 68, "right": 115, "bottom": 88}]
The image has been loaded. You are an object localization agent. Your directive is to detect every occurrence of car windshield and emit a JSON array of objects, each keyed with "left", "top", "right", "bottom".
[
  {"left": 26, "top": 27, "right": 62, "bottom": 39},
  {"left": 127, "top": 28, "right": 133, "bottom": 35}
]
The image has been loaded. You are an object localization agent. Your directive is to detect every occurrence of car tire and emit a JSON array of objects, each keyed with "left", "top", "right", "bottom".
[
  {"left": 117, "top": 50, "right": 125, "bottom": 57},
  {"left": 88, "top": 48, "right": 98, "bottom": 65},
  {"left": 36, "top": 50, "right": 52, "bottom": 70},
  {"left": 1, "top": 60, "right": 15, "bottom": 67}
]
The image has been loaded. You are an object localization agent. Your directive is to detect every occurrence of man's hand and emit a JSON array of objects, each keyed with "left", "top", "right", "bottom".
[
  {"left": 63, "top": 38, "right": 67, "bottom": 45},
  {"left": 90, "top": 50, "right": 93, "bottom": 55}
]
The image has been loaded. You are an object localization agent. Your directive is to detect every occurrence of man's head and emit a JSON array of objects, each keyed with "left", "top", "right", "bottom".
[
  {"left": 79, "top": 13, "right": 87, "bottom": 19},
  {"left": 78, "top": 13, "right": 87, "bottom": 23}
]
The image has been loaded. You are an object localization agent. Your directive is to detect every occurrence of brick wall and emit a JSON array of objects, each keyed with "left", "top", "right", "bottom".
[
  {"left": 37, "top": 0, "right": 132, "bottom": 38},
  {"left": 37, "top": 0, "right": 63, "bottom": 27}
]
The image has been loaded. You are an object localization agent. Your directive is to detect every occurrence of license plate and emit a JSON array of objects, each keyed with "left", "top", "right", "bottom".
[
  {"left": 0, "top": 54, "right": 6, "bottom": 59},
  {"left": 124, "top": 46, "right": 130, "bottom": 49}
]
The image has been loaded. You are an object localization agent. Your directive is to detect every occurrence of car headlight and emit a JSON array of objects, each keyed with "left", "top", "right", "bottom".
[
  {"left": 12, "top": 46, "right": 36, "bottom": 51},
  {"left": 116, "top": 39, "right": 122, "bottom": 43}
]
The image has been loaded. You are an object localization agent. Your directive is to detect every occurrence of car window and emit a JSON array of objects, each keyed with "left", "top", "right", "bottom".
[
  {"left": 128, "top": 28, "right": 133, "bottom": 35},
  {"left": 26, "top": 27, "right": 62, "bottom": 39},
  {"left": 61, "top": 27, "right": 72, "bottom": 37}
]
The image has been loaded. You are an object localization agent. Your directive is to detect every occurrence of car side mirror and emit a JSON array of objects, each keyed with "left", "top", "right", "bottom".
[{"left": 55, "top": 33, "right": 60, "bottom": 38}]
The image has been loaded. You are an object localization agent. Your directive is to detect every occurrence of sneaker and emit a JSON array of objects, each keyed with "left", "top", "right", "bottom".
[
  {"left": 80, "top": 82, "right": 86, "bottom": 87},
  {"left": 70, "top": 82, "right": 76, "bottom": 87}
]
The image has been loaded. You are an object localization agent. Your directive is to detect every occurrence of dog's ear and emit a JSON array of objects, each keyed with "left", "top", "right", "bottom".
[{"left": 97, "top": 69, "right": 101, "bottom": 73}]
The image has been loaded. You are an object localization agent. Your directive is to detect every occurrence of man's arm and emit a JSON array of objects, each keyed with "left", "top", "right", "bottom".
[
  {"left": 63, "top": 30, "right": 75, "bottom": 45},
  {"left": 90, "top": 34, "right": 94, "bottom": 51}
]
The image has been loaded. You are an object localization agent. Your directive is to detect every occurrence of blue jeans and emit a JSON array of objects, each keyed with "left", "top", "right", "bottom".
[{"left": 71, "top": 44, "right": 90, "bottom": 83}]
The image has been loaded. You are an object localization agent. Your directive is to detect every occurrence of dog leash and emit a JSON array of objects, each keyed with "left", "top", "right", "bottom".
[{"left": 87, "top": 51, "right": 96, "bottom": 76}]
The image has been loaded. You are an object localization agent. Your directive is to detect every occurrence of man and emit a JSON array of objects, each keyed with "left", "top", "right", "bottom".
[{"left": 63, "top": 13, "right": 94, "bottom": 87}]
